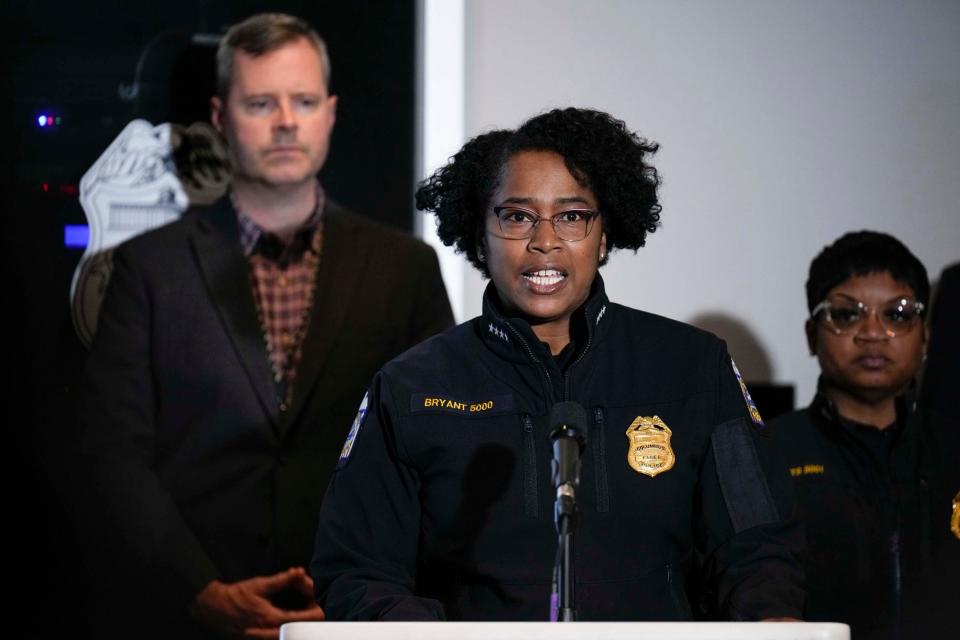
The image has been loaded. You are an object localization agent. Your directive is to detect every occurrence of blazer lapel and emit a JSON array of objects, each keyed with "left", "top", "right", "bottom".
[
  {"left": 285, "top": 202, "right": 371, "bottom": 430},
  {"left": 190, "top": 198, "right": 280, "bottom": 431}
]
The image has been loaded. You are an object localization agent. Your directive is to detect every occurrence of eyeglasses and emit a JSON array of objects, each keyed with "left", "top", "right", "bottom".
[
  {"left": 810, "top": 296, "right": 925, "bottom": 337},
  {"left": 490, "top": 206, "right": 600, "bottom": 242}
]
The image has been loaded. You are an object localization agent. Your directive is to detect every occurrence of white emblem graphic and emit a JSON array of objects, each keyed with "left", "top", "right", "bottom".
[
  {"left": 596, "top": 304, "right": 607, "bottom": 325},
  {"left": 71, "top": 119, "right": 230, "bottom": 346}
]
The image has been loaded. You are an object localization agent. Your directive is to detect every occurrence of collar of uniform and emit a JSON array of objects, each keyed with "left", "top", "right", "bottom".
[
  {"left": 810, "top": 376, "right": 919, "bottom": 436},
  {"left": 479, "top": 273, "right": 612, "bottom": 366},
  {"left": 234, "top": 182, "right": 326, "bottom": 258}
]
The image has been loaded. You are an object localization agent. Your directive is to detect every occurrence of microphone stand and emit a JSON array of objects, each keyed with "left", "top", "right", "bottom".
[
  {"left": 548, "top": 404, "right": 586, "bottom": 622},
  {"left": 552, "top": 482, "right": 578, "bottom": 621}
]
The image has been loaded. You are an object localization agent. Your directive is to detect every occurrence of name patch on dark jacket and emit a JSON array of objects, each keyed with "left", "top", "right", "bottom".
[{"left": 410, "top": 393, "right": 515, "bottom": 416}]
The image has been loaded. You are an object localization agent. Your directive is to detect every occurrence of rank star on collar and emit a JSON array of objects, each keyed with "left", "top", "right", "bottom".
[{"left": 487, "top": 322, "right": 509, "bottom": 342}]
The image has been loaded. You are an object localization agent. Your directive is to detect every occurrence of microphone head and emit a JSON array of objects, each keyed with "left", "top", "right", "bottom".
[{"left": 549, "top": 401, "right": 588, "bottom": 450}]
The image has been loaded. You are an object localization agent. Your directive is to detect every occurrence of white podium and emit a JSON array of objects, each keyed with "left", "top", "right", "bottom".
[{"left": 281, "top": 622, "right": 849, "bottom": 640}]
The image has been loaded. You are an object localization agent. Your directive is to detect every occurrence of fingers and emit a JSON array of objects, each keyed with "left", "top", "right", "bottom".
[
  {"left": 257, "top": 567, "right": 314, "bottom": 602},
  {"left": 242, "top": 586, "right": 324, "bottom": 628},
  {"left": 254, "top": 601, "right": 325, "bottom": 627},
  {"left": 291, "top": 572, "right": 314, "bottom": 599},
  {"left": 279, "top": 605, "right": 325, "bottom": 622},
  {"left": 250, "top": 567, "right": 306, "bottom": 595},
  {"left": 240, "top": 604, "right": 324, "bottom": 640},
  {"left": 192, "top": 572, "right": 323, "bottom": 640}
]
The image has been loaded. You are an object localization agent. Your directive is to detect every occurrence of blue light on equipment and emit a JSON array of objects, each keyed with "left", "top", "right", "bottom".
[
  {"left": 37, "top": 113, "right": 61, "bottom": 128},
  {"left": 64, "top": 225, "right": 89, "bottom": 249}
]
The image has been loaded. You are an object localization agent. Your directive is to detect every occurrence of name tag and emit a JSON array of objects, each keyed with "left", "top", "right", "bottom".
[
  {"left": 789, "top": 464, "right": 825, "bottom": 477},
  {"left": 410, "top": 393, "right": 515, "bottom": 416}
]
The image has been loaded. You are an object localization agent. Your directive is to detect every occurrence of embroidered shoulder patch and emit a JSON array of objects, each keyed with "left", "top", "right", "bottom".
[
  {"left": 730, "top": 359, "right": 764, "bottom": 425},
  {"left": 337, "top": 392, "right": 368, "bottom": 468}
]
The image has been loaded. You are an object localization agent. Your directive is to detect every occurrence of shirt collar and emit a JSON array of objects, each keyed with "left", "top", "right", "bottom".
[
  {"left": 810, "top": 376, "right": 919, "bottom": 434},
  {"left": 235, "top": 182, "right": 326, "bottom": 258}
]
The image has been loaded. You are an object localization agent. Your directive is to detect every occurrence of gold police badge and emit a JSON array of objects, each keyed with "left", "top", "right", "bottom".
[
  {"left": 951, "top": 491, "right": 960, "bottom": 541},
  {"left": 626, "top": 416, "right": 675, "bottom": 477}
]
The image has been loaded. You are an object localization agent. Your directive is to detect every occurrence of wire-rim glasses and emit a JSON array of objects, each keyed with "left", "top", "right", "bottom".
[{"left": 490, "top": 206, "right": 600, "bottom": 242}]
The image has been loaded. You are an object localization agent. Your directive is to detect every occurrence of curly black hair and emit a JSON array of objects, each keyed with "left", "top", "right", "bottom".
[{"left": 415, "top": 108, "right": 662, "bottom": 275}]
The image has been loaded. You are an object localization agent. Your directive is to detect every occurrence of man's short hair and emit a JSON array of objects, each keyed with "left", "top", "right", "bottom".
[
  {"left": 806, "top": 230, "right": 930, "bottom": 312},
  {"left": 216, "top": 13, "right": 331, "bottom": 99}
]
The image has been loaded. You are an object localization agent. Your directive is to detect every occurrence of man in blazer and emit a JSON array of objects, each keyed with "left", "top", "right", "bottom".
[{"left": 78, "top": 13, "right": 453, "bottom": 639}]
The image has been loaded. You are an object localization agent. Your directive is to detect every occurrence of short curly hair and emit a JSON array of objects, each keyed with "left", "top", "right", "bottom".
[{"left": 415, "top": 108, "right": 662, "bottom": 275}]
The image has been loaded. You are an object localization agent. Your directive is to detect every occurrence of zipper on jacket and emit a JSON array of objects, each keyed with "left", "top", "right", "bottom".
[
  {"left": 591, "top": 407, "right": 610, "bottom": 513},
  {"left": 562, "top": 317, "right": 595, "bottom": 400},
  {"left": 504, "top": 323, "right": 555, "bottom": 403},
  {"left": 521, "top": 414, "right": 539, "bottom": 518}
]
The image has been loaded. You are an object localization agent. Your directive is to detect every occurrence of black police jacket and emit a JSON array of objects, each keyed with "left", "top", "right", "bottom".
[
  {"left": 312, "top": 277, "right": 805, "bottom": 621},
  {"left": 770, "top": 385, "right": 960, "bottom": 640}
]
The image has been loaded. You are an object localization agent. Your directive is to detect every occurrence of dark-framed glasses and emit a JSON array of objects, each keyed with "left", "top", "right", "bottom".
[
  {"left": 811, "top": 296, "right": 925, "bottom": 337},
  {"left": 490, "top": 206, "right": 600, "bottom": 242}
]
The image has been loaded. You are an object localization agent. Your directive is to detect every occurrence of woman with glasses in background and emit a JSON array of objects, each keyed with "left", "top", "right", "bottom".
[
  {"left": 310, "top": 108, "right": 805, "bottom": 622},
  {"left": 769, "top": 230, "right": 959, "bottom": 640}
]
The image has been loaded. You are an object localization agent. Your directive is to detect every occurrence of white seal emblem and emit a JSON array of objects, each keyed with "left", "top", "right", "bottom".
[{"left": 70, "top": 119, "right": 229, "bottom": 346}]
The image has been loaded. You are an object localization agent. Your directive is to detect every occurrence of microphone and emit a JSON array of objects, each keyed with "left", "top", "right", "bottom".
[{"left": 550, "top": 401, "right": 587, "bottom": 492}]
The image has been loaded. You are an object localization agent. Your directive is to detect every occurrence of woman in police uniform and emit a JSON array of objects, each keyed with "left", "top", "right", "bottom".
[
  {"left": 310, "top": 108, "right": 804, "bottom": 621},
  {"left": 769, "top": 231, "right": 960, "bottom": 640}
]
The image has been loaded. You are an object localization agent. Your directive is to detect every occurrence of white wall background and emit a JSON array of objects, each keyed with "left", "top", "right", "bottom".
[{"left": 420, "top": 0, "right": 960, "bottom": 408}]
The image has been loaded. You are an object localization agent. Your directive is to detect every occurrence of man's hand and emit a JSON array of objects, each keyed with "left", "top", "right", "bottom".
[{"left": 189, "top": 567, "right": 325, "bottom": 639}]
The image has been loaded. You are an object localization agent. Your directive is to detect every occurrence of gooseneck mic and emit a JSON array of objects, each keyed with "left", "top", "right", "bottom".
[{"left": 549, "top": 401, "right": 587, "bottom": 622}]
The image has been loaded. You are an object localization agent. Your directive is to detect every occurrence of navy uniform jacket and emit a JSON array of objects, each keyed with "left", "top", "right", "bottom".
[
  {"left": 770, "top": 387, "right": 960, "bottom": 640},
  {"left": 311, "top": 277, "right": 805, "bottom": 621}
]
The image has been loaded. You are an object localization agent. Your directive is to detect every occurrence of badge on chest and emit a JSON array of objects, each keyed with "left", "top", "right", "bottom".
[{"left": 626, "top": 416, "right": 676, "bottom": 477}]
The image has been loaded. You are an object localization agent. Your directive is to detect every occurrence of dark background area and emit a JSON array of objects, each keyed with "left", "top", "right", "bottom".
[{"left": 2, "top": 1, "right": 416, "bottom": 633}]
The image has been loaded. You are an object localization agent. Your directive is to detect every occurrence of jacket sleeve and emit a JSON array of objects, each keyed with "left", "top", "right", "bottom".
[
  {"left": 310, "top": 372, "right": 445, "bottom": 620},
  {"left": 77, "top": 244, "right": 220, "bottom": 605},
  {"left": 695, "top": 344, "right": 806, "bottom": 620}
]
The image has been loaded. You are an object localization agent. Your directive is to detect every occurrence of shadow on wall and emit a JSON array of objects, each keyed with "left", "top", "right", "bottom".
[
  {"left": 689, "top": 312, "right": 773, "bottom": 381},
  {"left": 689, "top": 312, "right": 795, "bottom": 420}
]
